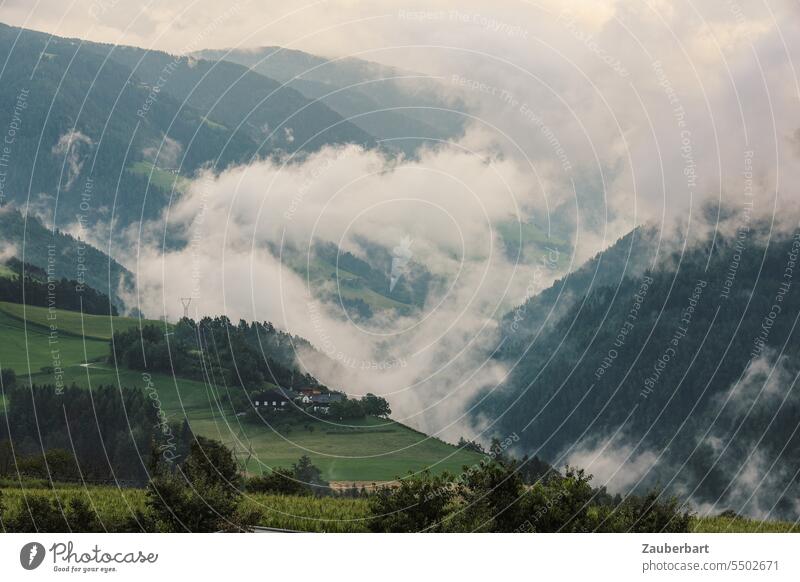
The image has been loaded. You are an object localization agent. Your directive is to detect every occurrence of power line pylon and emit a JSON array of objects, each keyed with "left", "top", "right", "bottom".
[{"left": 180, "top": 297, "right": 192, "bottom": 319}]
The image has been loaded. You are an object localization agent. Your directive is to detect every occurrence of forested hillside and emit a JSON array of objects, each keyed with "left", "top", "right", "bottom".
[
  {"left": 110, "top": 316, "right": 324, "bottom": 389},
  {"left": 90, "top": 43, "right": 375, "bottom": 154},
  {"left": 0, "top": 22, "right": 374, "bottom": 231},
  {"left": 0, "top": 258, "right": 116, "bottom": 315},
  {"left": 478, "top": 217, "right": 800, "bottom": 519},
  {"left": 195, "top": 46, "right": 465, "bottom": 155}
]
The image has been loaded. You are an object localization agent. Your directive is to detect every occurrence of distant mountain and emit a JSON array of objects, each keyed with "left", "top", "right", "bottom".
[
  {"left": 194, "top": 47, "right": 466, "bottom": 155},
  {"left": 477, "top": 215, "right": 800, "bottom": 519},
  {"left": 277, "top": 240, "right": 440, "bottom": 320},
  {"left": 0, "top": 23, "right": 374, "bottom": 231},
  {"left": 92, "top": 44, "right": 375, "bottom": 154}
]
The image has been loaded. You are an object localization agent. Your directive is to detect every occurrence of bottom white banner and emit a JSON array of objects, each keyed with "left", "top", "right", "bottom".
[{"left": 0, "top": 533, "right": 797, "bottom": 581}]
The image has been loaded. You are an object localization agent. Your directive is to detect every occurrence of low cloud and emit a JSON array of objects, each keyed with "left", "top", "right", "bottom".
[
  {"left": 51, "top": 130, "right": 93, "bottom": 190},
  {"left": 564, "top": 438, "right": 659, "bottom": 493},
  {"left": 119, "top": 140, "right": 564, "bottom": 438},
  {"left": 143, "top": 134, "right": 184, "bottom": 169},
  {"left": 0, "top": 241, "right": 18, "bottom": 263}
]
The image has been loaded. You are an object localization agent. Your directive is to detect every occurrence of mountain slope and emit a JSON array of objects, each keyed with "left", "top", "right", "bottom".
[
  {"left": 0, "top": 23, "right": 374, "bottom": 232},
  {"left": 0, "top": 208, "right": 131, "bottom": 310},
  {"left": 477, "top": 217, "right": 800, "bottom": 519},
  {"left": 0, "top": 23, "right": 268, "bottom": 226},
  {"left": 195, "top": 47, "right": 466, "bottom": 154},
  {"left": 498, "top": 225, "right": 660, "bottom": 356},
  {"left": 93, "top": 43, "right": 375, "bottom": 154},
  {"left": 0, "top": 300, "right": 482, "bottom": 481}
]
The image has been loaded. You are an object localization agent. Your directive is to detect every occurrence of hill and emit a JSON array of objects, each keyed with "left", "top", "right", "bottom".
[
  {"left": 0, "top": 301, "right": 482, "bottom": 481},
  {"left": 91, "top": 42, "right": 375, "bottom": 154},
  {"left": 475, "top": 214, "right": 800, "bottom": 520},
  {"left": 0, "top": 304, "right": 108, "bottom": 379},
  {"left": 0, "top": 22, "right": 247, "bottom": 228},
  {"left": 0, "top": 22, "right": 374, "bottom": 232},
  {"left": 278, "top": 240, "right": 438, "bottom": 319},
  {"left": 0, "top": 208, "right": 132, "bottom": 309}
]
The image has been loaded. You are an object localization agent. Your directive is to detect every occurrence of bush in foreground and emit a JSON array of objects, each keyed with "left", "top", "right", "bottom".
[{"left": 367, "top": 461, "right": 694, "bottom": 533}]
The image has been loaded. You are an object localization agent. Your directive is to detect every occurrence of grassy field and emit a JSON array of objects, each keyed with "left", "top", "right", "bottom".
[
  {"left": 496, "top": 219, "right": 572, "bottom": 268},
  {"left": 127, "top": 161, "right": 188, "bottom": 192},
  {"left": 692, "top": 516, "right": 798, "bottom": 533},
  {"left": 282, "top": 251, "right": 413, "bottom": 312},
  {"left": 0, "top": 301, "right": 166, "bottom": 393},
  {"left": 0, "top": 308, "right": 108, "bottom": 377},
  {"left": 190, "top": 414, "right": 483, "bottom": 482},
  {"left": 496, "top": 219, "right": 571, "bottom": 251}
]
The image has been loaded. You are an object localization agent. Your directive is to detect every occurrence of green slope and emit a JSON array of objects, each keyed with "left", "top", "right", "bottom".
[
  {"left": 190, "top": 414, "right": 482, "bottom": 482},
  {"left": 0, "top": 302, "right": 482, "bottom": 481},
  {"left": 194, "top": 46, "right": 466, "bottom": 149},
  {"left": 0, "top": 301, "right": 163, "bottom": 340},
  {"left": 0, "top": 22, "right": 374, "bottom": 234},
  {"left": 282, "top": 251, "right": 412, "bottom": 312},
  {"left": 0, "top": 308, "right": 107, "bottom": 376}
]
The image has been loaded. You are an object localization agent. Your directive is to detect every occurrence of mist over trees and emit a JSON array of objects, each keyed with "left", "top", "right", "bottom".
[
  {"left": 368, "top": 458, "right": 692, "bottom": 533},
  {"left": 480, "top": 221, "right": 800, "bottom": 519}
]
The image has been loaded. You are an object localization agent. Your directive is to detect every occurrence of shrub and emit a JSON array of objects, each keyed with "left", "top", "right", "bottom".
[
  {"left": 452, "top": 460, "right": 527, "bottom": 532},
  {"left": 368, "top": 471, "right": 454, "bottom": 532},
  {"left": 66, "top": 497, "right": 103, "bottom": 532},
  {"left": 607, "top": 491, "right": 693, "bottom": 533},
  {"left": 5, "top": 496, "right": 67, "bottom": 532},
  {"left": 521, "top": 468, "right": 598, "bottom": 532},
  {"left": 146, "top": 437, "right": 251, "bottom": 532},
  {"left": 246, "top": 468, "right": 309, "bottom": 496}
]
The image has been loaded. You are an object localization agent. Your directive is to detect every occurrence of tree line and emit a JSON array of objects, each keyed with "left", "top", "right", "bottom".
[
  {"left": 0, "top": 432, "right": 693, "bottom": 532},
  {"left": 110, "top": 316, "right": 325, "bottom": 390},
  {"left": 0, "top": 375, "right": 191, "bottom": 485}
]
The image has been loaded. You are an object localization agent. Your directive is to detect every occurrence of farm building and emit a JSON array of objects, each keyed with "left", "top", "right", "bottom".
[
  {"left": 253, "top": 387, "right": 346, "bottom": 415},
  {"left": 308, "top": 392, "right": 345, "bottom": 414},
  {"left": 252, "top": 389, "right": 291, "bottom": 411}
]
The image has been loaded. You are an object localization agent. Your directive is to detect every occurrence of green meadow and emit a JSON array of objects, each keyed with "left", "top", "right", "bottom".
[{"left": 0, "top": 300, "right": 164, "bottom": 340}]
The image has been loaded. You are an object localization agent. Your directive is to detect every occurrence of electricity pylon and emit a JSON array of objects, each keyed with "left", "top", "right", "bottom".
[{"left": 180, "top": 297, "right": 192, "bottom": 319}]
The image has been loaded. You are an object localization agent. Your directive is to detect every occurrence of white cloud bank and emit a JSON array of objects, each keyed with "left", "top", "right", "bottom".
[{"left": 120, "top": 142, "right": 561, "bottom": 438}]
